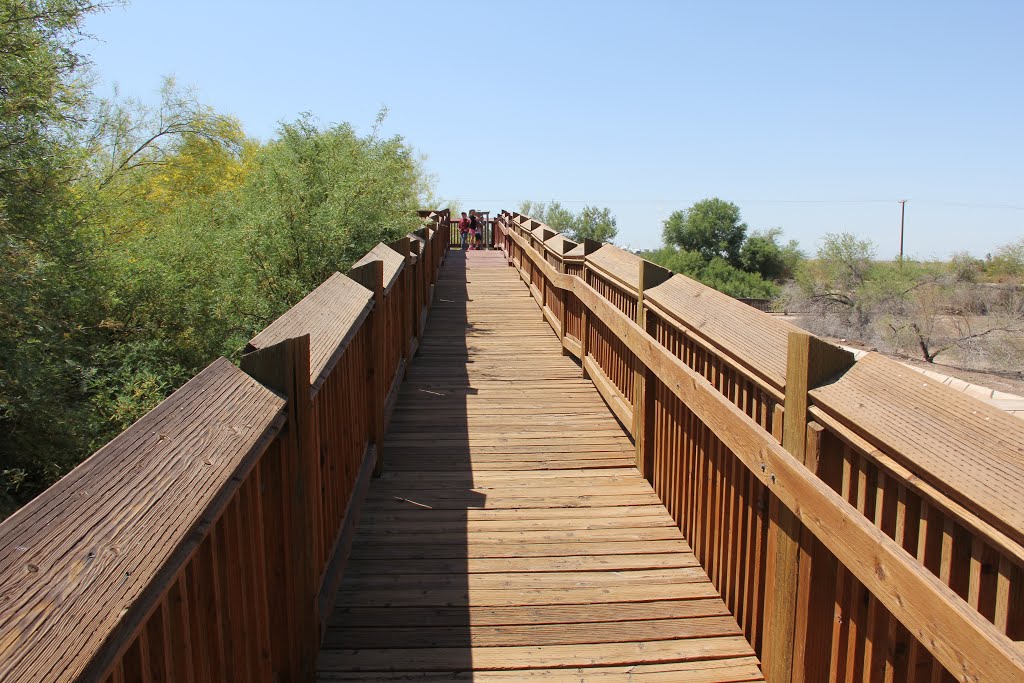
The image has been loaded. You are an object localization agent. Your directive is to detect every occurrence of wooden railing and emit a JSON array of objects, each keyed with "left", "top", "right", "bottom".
[
  {"left": 448, "top": 218, "right": 496, "bottom": 249},
  {"left": 495, "top": 210, "right": 1024, "bottom": 683},
  {"left": 0, "top": 212, "right": 451, "bottom": 682}
]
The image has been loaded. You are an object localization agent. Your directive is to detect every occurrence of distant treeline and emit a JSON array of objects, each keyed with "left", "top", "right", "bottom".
[{"left": 615, "top": 195, "right": 1023, "bottom": 372}]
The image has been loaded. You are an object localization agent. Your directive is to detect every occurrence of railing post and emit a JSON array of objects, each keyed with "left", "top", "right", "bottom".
[
  {"left": 633, "top": 260, "right": 671, "bottom": 479},
  {"left": 792, "top": 420, "right": 839, "bottom": 682},
  {"left": 579, "top": 239, "right": 601, "bottom": 378},
  {"left": 420, "top": 227, "right": 432, "bottom": 320},
  {"left": 763, "top": 331, "right": 854, "bottom": 682},
  {"left": 389, "top": 237, "right": 414, "bottom": 366},
  {"left": 240, "top": 334, "right": 320, "bottom": 681},
  {"left": 556, "top": 253, "right": 568, "bottom": 353},
  {"left": 409, "top": 239, "right": 423, "bottom": 343},
  {"left": 540, "top": 255, "right": 548, "bottom": 319},
  {"left": 349, "top": 260, "right": 387, "bottom": 477}
]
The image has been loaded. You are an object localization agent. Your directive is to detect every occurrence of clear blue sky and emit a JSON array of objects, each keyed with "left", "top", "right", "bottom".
[{"left": 83, "top": 1, "right": 1023, "bottom": 259}]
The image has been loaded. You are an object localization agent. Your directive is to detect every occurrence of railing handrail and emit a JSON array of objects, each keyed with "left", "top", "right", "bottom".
[
  {"left": 0, "top": 210, "right": 452, "bottom": 681},
  {"left": 0, "top": 360, "right": 287, "bottom": 681},
  {"left": 495, "top": 211, "right": 1024, "bottom": 682}
]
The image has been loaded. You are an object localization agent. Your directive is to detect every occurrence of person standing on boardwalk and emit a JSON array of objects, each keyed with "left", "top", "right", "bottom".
[
  {"left": 469, "top": 210, "right": 480, "bottom": 250},
  {"left": 459, "top": 211, "right": 470, "bottom": 250}
]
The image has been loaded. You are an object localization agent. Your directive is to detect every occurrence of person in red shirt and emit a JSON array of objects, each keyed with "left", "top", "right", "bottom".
[{"left": 458, "top": 211, "right": 470, "bottom": 250}]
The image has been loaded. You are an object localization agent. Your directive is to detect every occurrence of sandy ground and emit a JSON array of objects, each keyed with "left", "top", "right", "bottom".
[
  {"left": 831, "top": 335, "right": 1024, "bottom": 395},
  {"left": 779, "top": 316, "right": 1024, "bottom": 397}
]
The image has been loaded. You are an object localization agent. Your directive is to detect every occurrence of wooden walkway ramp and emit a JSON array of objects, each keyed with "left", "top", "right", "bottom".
[{"left": 317, "top": 249, "right": 764, "bottom": 681}]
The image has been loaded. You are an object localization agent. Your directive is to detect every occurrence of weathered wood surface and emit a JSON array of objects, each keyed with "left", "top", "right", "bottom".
[
  {"left": 0, "top": 359, "right": 285, "bottom": 682},
  {"left": 644, "top": 274, "right": 802, "bottom": 393},
  {"left": 247, "top": 272, "right": 372, "bottom": 387},
  {"left": 586, "top": 243, "right": 644, "bottom": 291},
  {"left": 543, "top": 233, "right": 578, "bottom": 256},
  {"left": 563, "top": 241, "right": 586, "bottom": 258},
  {"left": 811, "top": 351, "right": 1024, "bottom": 548},
  {"left": 317, "top": 249, "right": 762, "bottom": 681},
  {"left": 530, "top": 225, "right": 556, "bottom": 243},
  {"left": 351, "top": 242, "right": 406, "bottom": 293},
  {"left": 502, "top": 218, "right": 1024, "bottom": 682}
]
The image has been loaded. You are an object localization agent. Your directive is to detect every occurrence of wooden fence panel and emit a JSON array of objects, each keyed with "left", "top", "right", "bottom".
[
  {"left": 0, "top": 210, "right": 445, "bottom": 681},
  {"left": 0, "top": 360, "right": 285, "bottom": 682},
  {"left": 501, "top": 212, "right": 1024, "bottom": 683}
]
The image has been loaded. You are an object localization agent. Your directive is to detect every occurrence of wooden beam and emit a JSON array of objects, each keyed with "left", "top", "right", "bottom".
[
  {"left": 349, "top": 261, "right": 386, "bottom": 477},
  {"left": 634, "top": 260, "right": 673, "bottom": 479},
  {"left": 502, "top": 224, "right": 1024, "bottom": 682},
  {"left": 388, "top": 237, "right": 414, "bottom": 367},
  {"left": 764, "top": 333, "right": 854, "bottom": 683},
  {"left": 557, "top": 255, "right": 568, "bottom": 353},
  {"left": 241, "top": 335, "right": 319, "bottom": 681},
  {"left": 408, "top": 239, "right": 423, "bottom": 342}
]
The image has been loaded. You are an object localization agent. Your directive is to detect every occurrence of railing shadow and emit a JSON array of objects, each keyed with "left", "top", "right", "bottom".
[{"left": 322, "top": 248, "right": 484, "bottom": 677}]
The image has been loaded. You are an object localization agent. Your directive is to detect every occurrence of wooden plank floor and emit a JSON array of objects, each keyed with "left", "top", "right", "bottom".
[{"left": 317, "top": 249, "right": 764, "bottom": 682}]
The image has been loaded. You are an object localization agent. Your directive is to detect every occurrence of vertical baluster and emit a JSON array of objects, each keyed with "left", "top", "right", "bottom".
[
  {"left": 830, "top": 446, "right": 855, "bottom": 682},
  {"left": 109, "top": 660, "right": 125, "bottom": 683},
  {"left": 994, "top": 553, "right": 1024, "bottom": 645},
  {"left": 889, "top": 485, "right": 911, "bottom": 682},
  {"left": 765, "top": 331, "right": 853, "bottom": 683},
  {"left": 793, "top": 423, "right": 835, "bottom": 682},
  {"left": 166, "top": 572, "right": 195, "bottom": 683},
  {"left": 144, "top": 602, "right": 168, "bottom": 682},
  {"left": 122, "top": 638, "right": 144, "bottom": 683}
]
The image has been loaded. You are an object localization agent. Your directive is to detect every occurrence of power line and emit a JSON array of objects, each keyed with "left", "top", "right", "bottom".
[{"left": 449, "top": 197, "right": 1024, "bottom": 211}]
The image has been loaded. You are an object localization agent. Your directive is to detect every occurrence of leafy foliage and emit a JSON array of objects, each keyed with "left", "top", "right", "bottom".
[
  {"left": 644, "top": 198, "right": 798, "bottom": 299},
  {"left": 662, "top": 198, "right": 747, "bottom": 266},
  {"left": 987, "top": 238, "right": 1024, "bottom": 279},
  {"left": 642, "top": 247, "right": 779, "bottom": 298},
  {"left": 1, "top": 0, "right": 116, "bottom": 513},
  {"left": 0, "top": 2, "right": 434, "bottom": 517},
  {"left": 235, "top": 115, "right": 424, "bottom": 314},
  {"left": 517, "top": 201, "right": 618, "bottom": 243},
  {"left": 571, "top": 206, "right": 618, "bottom": 243},
  {"left": 739, "top": 228, "right": 804, "bottom": 280},
  {"left": 787, "top": 233, "right": 1023, "bottom": 369},
  {"left": 949, "top": 250, "right": 982, "bottom": 283}
]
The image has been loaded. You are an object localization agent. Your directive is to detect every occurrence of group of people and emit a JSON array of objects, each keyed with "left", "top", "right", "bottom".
[{"left": 458, "top": 210, "right": 486, "bottom": 250}]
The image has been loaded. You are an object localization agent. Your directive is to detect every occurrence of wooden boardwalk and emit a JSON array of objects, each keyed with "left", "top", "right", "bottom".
[{"left": 317, "top": 249, "right": 764, "bottom": 681}]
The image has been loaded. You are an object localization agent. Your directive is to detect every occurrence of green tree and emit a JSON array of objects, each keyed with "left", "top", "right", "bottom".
[
  {"left": 987, "top": 238, "right": 1024, "bottom": 279},
  {"left": 662, "top": 198, "right": 747, "bottom": 266},
  {"left": 801, "top": 232, "right": 877, "bottom": 295},
  {"left": 100, "top": 112, "right": 430, "bottom": 428},
  {"left": 234, "top": 114, "right": 426, "bottom": 315},
  {"left": 517, "top": 201, "right": 618, "bottom": 243},
  {"left": 1, "top": 0, "right": 114, "bottom": 514},
  {"left": 949, "top": 250, "right": 982, "bottom": 283},
  {"left": 82, "top": 77, "right": 247, "bottom": 240},
  {"left": 739, "top": 228, "right": 803, "bottom": 281},
  {"left": 570, "top": 205, "right": 617, "bottom": 243},
  {"left": 643, "top": 247, "right": 779, "bottom": 299},
  {"left": 518, "top": 200, "right": 577, "bottom": 235}
]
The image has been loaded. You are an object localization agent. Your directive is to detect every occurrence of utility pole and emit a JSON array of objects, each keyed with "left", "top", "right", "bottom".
[{"left": 898, "top": 199, "right": 907, "bottom": 267}]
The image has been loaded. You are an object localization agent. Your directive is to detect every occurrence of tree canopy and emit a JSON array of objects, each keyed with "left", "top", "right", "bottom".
[
  {"left": 0, "top": 0, "right": 434, "bottom": 517},
  {"left": 517, "top": 201, "right": 618, "bottom": 243},
  {"left": 662, "top": 198, "right": 747, "bottom": 266},
  {"left": 574, "top": 206, "right": 618, "bottom": 243},
  {"left": 644, "top": 198, "right": 800, "bottom": 299},
  {"left": 739, "top": 228, "right": 804, "bottom": 281}
]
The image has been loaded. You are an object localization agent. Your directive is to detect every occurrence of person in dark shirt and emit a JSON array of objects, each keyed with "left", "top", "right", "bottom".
[{"left": 469, "top": 210, "right": 480, "bottom": 250}]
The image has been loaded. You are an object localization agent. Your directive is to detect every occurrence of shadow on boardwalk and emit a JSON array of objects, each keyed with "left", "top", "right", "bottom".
[{"left": 316, "top": 250, "right": 762, "bottom": 681}]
